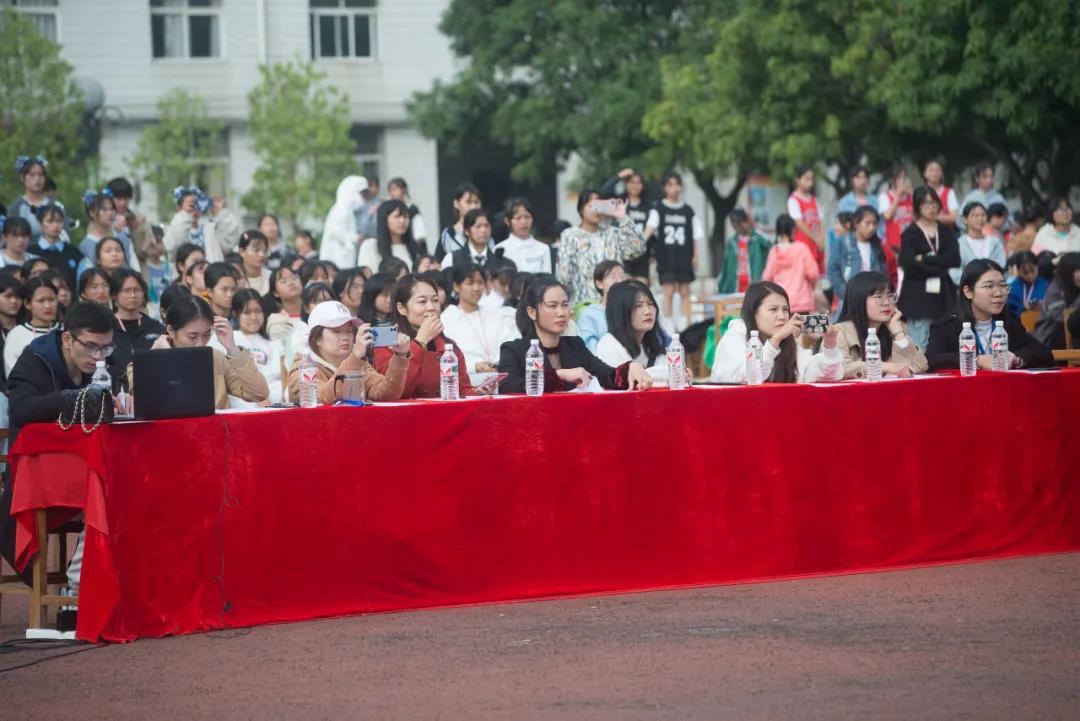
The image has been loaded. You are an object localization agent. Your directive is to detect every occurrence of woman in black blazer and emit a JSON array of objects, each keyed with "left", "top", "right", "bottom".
[
  {"left": 927, "top": 259, "right": 1053, "bottom": 370},
  {"left": 498, "top": 275, "right": 652, "bottom": 394},
  {"left": 898, "top": 186, "right": 961, "bottom": 350}
]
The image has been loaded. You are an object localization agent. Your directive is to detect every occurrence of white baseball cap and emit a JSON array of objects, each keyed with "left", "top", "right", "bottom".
[{"left": 307, "top": 301, "right": 362, "bottom": 330}]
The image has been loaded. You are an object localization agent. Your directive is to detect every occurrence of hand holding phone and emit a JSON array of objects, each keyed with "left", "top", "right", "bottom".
[
  {"left": 371, "top": 324, "right": 399, "bottom": 348},
  {"left": 802, "top": 313, "right": 830, "bottom": 335}
]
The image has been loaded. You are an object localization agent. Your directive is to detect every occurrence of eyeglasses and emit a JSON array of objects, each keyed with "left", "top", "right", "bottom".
[
  {"left": 870, "top": 292, "right": 898, "bottom": 305},
  {"left": 119, "top": 287, "right": 145, "bottom": 296},
  {"left": 976, "top": 283, "right": 1010, "bottom": 296},
  {"left": 72, "top": 336, "right": 115, "bottom": 358}
]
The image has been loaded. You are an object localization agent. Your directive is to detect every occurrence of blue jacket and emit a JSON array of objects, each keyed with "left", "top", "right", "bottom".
[
  {"left": 1006, "top": 276, "right": 1049, "bottom": 317},
  {"left": 828, "top": 234, "right": 890, "bottom": 301}
]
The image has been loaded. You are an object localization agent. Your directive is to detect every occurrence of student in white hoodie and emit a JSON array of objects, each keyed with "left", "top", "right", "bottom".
[
  {"left": 595, "top": 280, "right": 689, "bottom": 386},
  {"left": 318, "top": 175, "right": 368, "bottom": 269},
  {"left": 440, "top": 262, "right": 519, "bottom": 385},
  {"left": 493, "top": 197, "right": 552, "bottom": 274},
  {"left": 710, "top": 281, "right": 843, "bottom": 384}
]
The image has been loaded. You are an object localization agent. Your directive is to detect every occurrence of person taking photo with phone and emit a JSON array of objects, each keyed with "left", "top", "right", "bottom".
[
  {"left": 556, "top": 190, "right": 646, "bottom": 306},
  {"left": 710, "top": 281, "right": 843, "bottom": 384},
  {"left": 288, "top": 300, "right": 410, "bottom": 404}
]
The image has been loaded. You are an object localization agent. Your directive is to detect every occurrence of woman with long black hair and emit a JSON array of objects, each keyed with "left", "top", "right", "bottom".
[
  {"left": 595, "top": 280, "right": 685, "bottom": 386},
  {"left": 497, "top": 276, "right": 651, "bottom": 394},
  {"left": 709, "top": 281, "right": 842, "bottom": 384},
  {"left": 833, "top": 271, "right": 927, "bottom": 379},
  {"left": 357, "top": 199, "right": 423, "bottom": 272}
]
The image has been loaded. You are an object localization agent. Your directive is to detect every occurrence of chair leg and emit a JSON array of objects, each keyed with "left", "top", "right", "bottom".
[
  {"left": 58, "top": 533, "right": 68, "bottom": 576},
  {"left": 29, "top": 510, "right": 49, "bottom": 629}
]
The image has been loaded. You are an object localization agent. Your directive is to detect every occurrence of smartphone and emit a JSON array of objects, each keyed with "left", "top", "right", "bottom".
[
  {"left": 802, "top": 313, "right": 830, "bottom": 334},
  {"left": 474, "top": 372, "right": 509, "bottom": 394},
  {"left": 590, "top": 198, "right": 620, "bottom": 216},
  {"left": 371, "top": 324, "right": 398, "bottom": 348}
]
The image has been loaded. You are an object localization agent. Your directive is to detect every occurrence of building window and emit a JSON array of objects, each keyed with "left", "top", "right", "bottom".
[
  {"left": 350, "top": 125, "right": 382, "bottom": 181},
  {"left": 150, "top": 0, "right": 221, "bottom": 59},
  {"left": 310, "top": 0, "right": 376, "bottom": 60},
  {"left": 3, "top": 0, "right": 60, "bottom": 42}
]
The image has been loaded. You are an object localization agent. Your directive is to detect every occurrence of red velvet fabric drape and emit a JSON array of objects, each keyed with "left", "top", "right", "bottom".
[{"left": 11, "top": 370, "right": 1080, "bottom": 643}]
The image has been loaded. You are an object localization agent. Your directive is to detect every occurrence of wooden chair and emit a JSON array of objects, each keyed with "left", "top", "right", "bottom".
[
  {"left": 0, "top": 429, "right": 79, "bottom": 633},
  {"left": 1020, "top": 309, "right": 1041, "bottom": 333}
]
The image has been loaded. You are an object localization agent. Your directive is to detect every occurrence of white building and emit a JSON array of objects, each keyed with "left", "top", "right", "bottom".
[{"left": 12, "top": 0, "right": 457, "bottom": 233}]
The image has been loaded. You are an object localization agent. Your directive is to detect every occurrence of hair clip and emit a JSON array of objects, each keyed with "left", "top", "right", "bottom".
[
  {"left": 14, "top": 155, "right": 47, "bottom": 173},
  {"left": 82, "top": 189, "right": 99, "bottom": 207}
]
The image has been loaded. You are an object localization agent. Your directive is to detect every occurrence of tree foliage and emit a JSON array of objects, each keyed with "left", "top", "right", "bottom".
[
  {"left": 129, "top": 89, "right": 225, "bottom": 219},
  {"left": 868, "top": 0, "right": 1080, "bottom": 206},
  {"left": 243, "top": 60, "right": 356, "bottom": 229},
  {"left": 409, "top": 0, "right": 695, "bottom": 186},
  {"left": 0, "top": 8, "right": 88, "bottom": 215}
]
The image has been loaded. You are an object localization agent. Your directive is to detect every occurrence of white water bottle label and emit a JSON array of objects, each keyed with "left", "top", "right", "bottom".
[
  {"left": 440, "top": 365, "right": 456, "bottom": 377},
  {"left": 528, "top": 359, "right": 544, "bottom": 371},
  {"left": 960, "top": 340, "right": 976, "bottom": 353},
  {"left": 300, "top": 367, "right": 317, "bottom": 382},
  {"left": 667, "top": 351, "right": 682, "bottom": 366}
]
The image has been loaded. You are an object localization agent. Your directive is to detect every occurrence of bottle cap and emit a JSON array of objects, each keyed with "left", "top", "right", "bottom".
[
  {"left": 749, "top": 330, "right": 759, "bottom": 337},
  {"left": 530, "top": 338, "right": 539, "bottom": 345},
  {"left": 96, "top": 360, "right": 105, "bottom": 368},
  {"left": 867, "top": 327, "right": 877, "bottom": 335},
  {"left": 962, "top": 322, "right": 971, "bottom": 328},
  {"left": 672, "top": 333, "right": 680, "bottom": 342},
  {"left": 445, "top": 343, "right": 454, "bottom": 352}
]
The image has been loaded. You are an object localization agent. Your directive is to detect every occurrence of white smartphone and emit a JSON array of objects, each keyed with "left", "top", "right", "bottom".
[{"left": 590, "top": 198, "right": 620, "bottom": 216}]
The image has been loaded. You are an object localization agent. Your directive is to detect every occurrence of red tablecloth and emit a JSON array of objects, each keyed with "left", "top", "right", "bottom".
[{"left": 11, "top": 371, "right": 1080, "bottom": 643}]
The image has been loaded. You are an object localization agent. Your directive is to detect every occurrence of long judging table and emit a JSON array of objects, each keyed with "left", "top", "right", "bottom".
[{"left": 10, "top": 370, "right": 1080, "bottom": 642}]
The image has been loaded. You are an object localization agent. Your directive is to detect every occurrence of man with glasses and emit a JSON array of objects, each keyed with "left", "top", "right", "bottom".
[{"left": 1, "top": 302, "right": 119, "bottom": 605}]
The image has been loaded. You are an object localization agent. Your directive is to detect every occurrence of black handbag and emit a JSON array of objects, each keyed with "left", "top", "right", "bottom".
[{"left": 57, "top": 386, "right": 114, "bottom": 434}]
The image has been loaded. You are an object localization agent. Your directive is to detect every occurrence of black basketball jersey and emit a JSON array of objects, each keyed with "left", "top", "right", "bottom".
[
  {"left": 652, "top": 201, "right": 695, "bottom": 273},
  {"left": 627, "top": 200, "right": 648, "bottom": 237}
]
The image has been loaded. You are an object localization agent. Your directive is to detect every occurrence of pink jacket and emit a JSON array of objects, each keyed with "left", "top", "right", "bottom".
[{"left": 762, "top": 242, "right": 819, "bottom": 313}]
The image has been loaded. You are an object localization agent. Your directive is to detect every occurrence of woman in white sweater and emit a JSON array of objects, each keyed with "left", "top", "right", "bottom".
[
  {"left": 710, "top": 281, "right": 843, "bottom": 384},
  {"left": 4, "top": 277, "right": 60, "bottom": 377},
  {"left": 440, "top": 262, "right": 519, "bottom": 385},
  {"left": 595, "top": 280, "right": 683, "bottom": 385}
]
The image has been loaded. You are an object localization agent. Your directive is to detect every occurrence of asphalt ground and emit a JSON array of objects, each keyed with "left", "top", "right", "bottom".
[{"left": 1, "top": 553, "right": 1078, "bottom": 720}]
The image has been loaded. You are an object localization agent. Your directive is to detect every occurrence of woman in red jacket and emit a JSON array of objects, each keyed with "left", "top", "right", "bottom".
[{"left": 372, "top": 274, "right": 475, "bottom": 398}]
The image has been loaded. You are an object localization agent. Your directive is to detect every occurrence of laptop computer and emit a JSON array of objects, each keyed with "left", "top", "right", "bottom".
[{"left": 132, "top": 346, "right": 215, "bottom": 420}]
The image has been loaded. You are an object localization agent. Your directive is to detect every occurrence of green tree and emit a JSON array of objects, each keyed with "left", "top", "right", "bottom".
[
  {"left": 865, "top": 0, "right": 1080, "bottom": 207},
  {"left": 408, "top": 0, "right": 695, "bottom": 186},
  {"left": 243, "top": 60, "right": 356, "bottom": 230},
  {"left": 0, "top": 8, "right": 89, "bottom": 216},
  {"left": 129, "top": 89, "right": 225, "bottom": 220}
]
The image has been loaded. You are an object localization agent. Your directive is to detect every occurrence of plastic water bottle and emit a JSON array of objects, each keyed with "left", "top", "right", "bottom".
[
  {"left": 298, "top": 353, "right": 319, "bottom": 407},
  {"left": 525, "top": 339, "right": 544, "bottom": 397},
  {"left": 439, "top": 343, "right": 460, "bottom": 400},
  {"left": 990, "top": 320, "right": 1009, "bottom": 372},
  {"left": 864, "top": 327, "right": 882, "bottom": 382},
  {"left": 959, "top": 322, "right": 977, "bottom": 377},
  {"left": 745, "top": 330, "right": 764, "bottom": 385},
  {"left": 90, "top": 361, "right": 111, "bottom": 391},
  {"left": 667, "top": 333, "right": 686, "bottom": 390}
]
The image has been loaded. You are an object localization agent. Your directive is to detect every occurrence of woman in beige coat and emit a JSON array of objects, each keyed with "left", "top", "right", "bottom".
[
  {"left": 834, "top": 271, "right": 929, "bottom": 379},
  {"left": 287, "top": 300, "right": 411, "bottom": 405},
  {"left": 133, "top": 295, "right": 269, "bottom": 408}
]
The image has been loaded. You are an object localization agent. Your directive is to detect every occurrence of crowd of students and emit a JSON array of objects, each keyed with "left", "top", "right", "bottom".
[{"left": 0, "top": 155, "right": 1076, "bottom": 418}]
